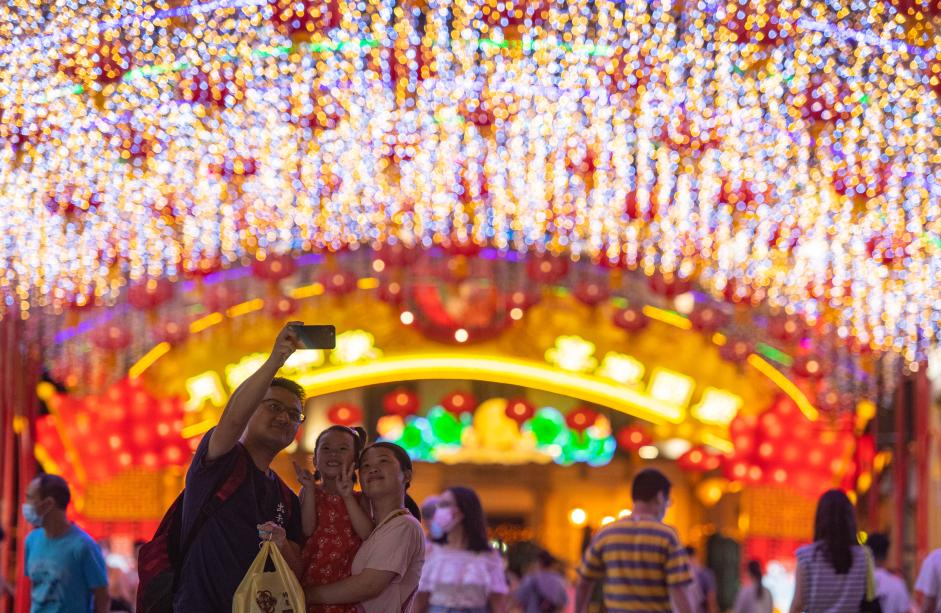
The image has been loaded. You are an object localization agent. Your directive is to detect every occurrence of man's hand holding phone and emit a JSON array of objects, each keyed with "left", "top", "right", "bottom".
[{"left": 269, "top": 322, "right": 303, "bottom": 368}]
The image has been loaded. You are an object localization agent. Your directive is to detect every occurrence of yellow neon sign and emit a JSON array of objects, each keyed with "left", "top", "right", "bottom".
[{"left": 294, "top": 354, "right": 688, "bottom": 425}]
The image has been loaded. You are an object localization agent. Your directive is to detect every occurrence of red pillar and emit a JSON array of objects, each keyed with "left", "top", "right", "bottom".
[
  {"left": 0, "top": 312, "right": 40, "bottom": 613},
  {"left": 893, "top": 376, "right": 907, "bottom": 572},
  {"left": 914, "top": 367, "right": 931, "bottom": 565}
]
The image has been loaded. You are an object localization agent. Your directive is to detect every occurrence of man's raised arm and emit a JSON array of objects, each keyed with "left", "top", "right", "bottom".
[{"left": 207, "top": 322, "right": 301, "bottom": 461}]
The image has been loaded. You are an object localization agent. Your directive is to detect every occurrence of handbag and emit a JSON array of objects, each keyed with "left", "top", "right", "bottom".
[
  {"left": 860, "top": 549, "right": 883, "bottom": 613},
  {"left": 232, "top": 541, "right": 306, "bottom": 613}
]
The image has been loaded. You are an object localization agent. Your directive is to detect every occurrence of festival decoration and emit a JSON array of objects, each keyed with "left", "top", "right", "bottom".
[
  {"left": 442, "top": 391, "right": 477, "bottom": 417},
  {"left": 616, "top": 425, "right": 653, "bottom": 452},
  {"left": 505, "top": 398, "right": 537, "bottom": 426},
  {"left": 326, "top": 403, "right": 363, "bottom": 427},
  {"left": 382, "top": 388, "right": 420, "bottom": 417},
  {"left": 2, "top": 1, "right": 939, "bottom": 363}
]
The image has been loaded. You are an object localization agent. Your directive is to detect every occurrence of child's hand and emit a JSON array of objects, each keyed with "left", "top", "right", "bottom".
[
  {"left": 337, "top": 463, "right": 356, "bottom": 501},
  {"left": 293, "top": 460, "right": 317, "bottom": 489}
]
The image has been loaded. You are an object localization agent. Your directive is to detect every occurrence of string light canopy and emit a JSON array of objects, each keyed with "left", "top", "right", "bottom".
[{"left": 1, "top": 0, "right": 940, "bottom": 362}]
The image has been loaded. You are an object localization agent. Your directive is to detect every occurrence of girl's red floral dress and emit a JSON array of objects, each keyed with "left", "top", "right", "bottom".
[{"left": 301, "top": 487, "right": 366, "bottom": 613}]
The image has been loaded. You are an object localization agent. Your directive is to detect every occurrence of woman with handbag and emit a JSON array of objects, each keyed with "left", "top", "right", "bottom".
[{"left": 789, "top": 489, "right": 877, "bottom": 613}]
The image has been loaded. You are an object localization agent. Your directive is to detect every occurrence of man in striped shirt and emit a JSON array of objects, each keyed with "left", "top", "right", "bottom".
[{"left": 575, "top": 468, "right": 695, "bottom": 613}]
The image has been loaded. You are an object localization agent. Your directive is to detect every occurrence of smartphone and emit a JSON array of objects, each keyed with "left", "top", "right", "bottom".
[{"left": 292, "top": 324, "right": 336, "bottom": 350}]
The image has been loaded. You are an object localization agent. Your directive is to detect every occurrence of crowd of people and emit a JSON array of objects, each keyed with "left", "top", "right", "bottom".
[{"left": 12, "top": 323, "right": 941, "bottom": 613}]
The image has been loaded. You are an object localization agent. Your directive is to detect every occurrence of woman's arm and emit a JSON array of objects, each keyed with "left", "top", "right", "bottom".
[
  {"left": 790, "top": 563, "right": 806, "bottom": 613},
  {"left": 306, "top": 568, "right": 398, "bottom": 604},
  {"left": 488, "top": 592, "right": 507, "bottom": 613},
  {"left": 411, "top": 591, "right": 431, "bottom": 613}
]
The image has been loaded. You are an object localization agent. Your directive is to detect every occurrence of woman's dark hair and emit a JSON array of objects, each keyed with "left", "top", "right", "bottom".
[
  {"left": 313, "top": 426, "right": 367, "bottom": 481},
  {"left": 813, "top": 489, "right": 858, "bottom": 574},
  {"left": 747, "top": 559, "right": 763, "bottom": 600},
  {"left": 447, "top": 486, "right": 491, "bottom": 553},
  {"left": 360, "top": 442, "right": 421, "bottom": 520}
]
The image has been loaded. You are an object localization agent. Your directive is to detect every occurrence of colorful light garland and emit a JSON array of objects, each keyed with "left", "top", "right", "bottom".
[{"left": 1, "top": 0, "right": 940, "bottom": 361}]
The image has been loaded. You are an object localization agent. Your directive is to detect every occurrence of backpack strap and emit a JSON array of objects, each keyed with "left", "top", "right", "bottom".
[{"left": 178, "top": 445, "right": 250, "bottom": 561}]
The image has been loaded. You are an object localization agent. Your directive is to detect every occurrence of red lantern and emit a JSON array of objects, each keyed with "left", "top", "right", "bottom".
[
  {"left": 624, "top": 189, "right": 659, "bottom": 222},
  {"left": 768, "top": 314, "right": 805, "bottom": 343},
  {"left": 383, "top": 388, "right": 419, "bottom": 417},
  {"left": 719, "top": 336, "right": 752, "bottom": 364},
  {"left": 209, "top": 156, "right": 258, "bottom": 179},
  {"left": 184, "top": 256, "right": 223, "bottom": 279},
  {"left": 574, "top": 281, "right": 610, "bottom": 308},
  {"left": 505, "top": 288, "right": 541, "bottom": 311},
  {"left": 793, "top": 354, "right": 826, "bottom": 379},
  {"left": 442, "top": 239, "right": 482, "bottom": 258},
  {"left": 268, "top": 0, "right": 340, "bottom": 37},
  {"left": 375, "top": 244, "right": 418, "bottom": 268},
  {"left": 613, "top": 307, "right": 649, "bottom": 332},
  {"left": 58, "top": 33, "right": 133, "bottom": 89},
  {"left": 44, "top": 184, "right": 102, "bottom": 217},
  {"left": 327, "top": 403, "right": 363, "bottom": 427},
  {"left": 320, "top": 270, "right": 357, "bottom": 295},
  {"left": 482, "top": 0, "right": 549, "bottom": 34},
  {"left": 156, "top": 319, "right": 189, "bottom": 344},
  {"left": 265, "top": 296, "right": 299, "bottom": 317},
  {"left": 176, "top": 68, "right": 234, "bottom": 109},
  {"left": 723, "top": 0, "right": 791, "bottom": 47},
  {"left": 459, "top": 98, "right": 494, "bottom": 128},
  {"left": 203, "top": 283, "right": 241, "bottom": 312},
  {"left": 526, "top": 253, "right": 569, "bottom": 283},
  {"left": 127, "top": 278, "right": 174, "bottom": 311},
  {"left": 689, "top": 305, "right": 727, "bottom": 333},
  {"left": 378, "top": 280, "right": 405, "bottom": 305},
  {"left": 296, "top": 90, "right": 344, "bottom": 131},
  {"left": 442, "top": 391, "right": 477, "bottom": 417},
  {"left": 505, "top": 398, "right": 536, "bottom": 426},
  {"left": 90, "top": 324, "right": 132, "bottom": 351},
  {"left": 647, "top": 272, "right": 691, "bottom": 299},
  {"left": 617, "top": 425, "right": 652, "bottom": 452},
  {"left": 795, "top": 73, "right": 849, "bottom": 124},
  {"left": 662, "top": 115, "right": 719, "bottom": 157},
  {"left": 251, "top": 254, "right": 297, "bottom": 282},
  {"left": 678, "top": 447, "right": 722, "bottom": 472},
  {"left": 565, "top": 406, "right": 599, "bottom": 434}
]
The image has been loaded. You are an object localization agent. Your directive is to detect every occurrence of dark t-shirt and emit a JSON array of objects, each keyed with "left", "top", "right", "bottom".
[{"left": 174, "top": 428, "right": 303, "bottom": 613}]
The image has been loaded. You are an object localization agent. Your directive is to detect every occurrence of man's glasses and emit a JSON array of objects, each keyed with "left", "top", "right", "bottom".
[{"left": 261, "top": 399, "right": 306, "bottom": 423}]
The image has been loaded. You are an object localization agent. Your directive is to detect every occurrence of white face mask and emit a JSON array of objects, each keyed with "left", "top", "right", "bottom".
[
  {"left": 22, "top": 503, "right": 44, "bottom": 528},
  {"left": 431, "top": 507, "right": 457, "bottom": 534}
]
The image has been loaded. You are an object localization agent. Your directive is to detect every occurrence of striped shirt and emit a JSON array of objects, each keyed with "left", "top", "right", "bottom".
[
  {"left": 577, "top": 518, "right": 693, "bottom": 613},
  {"left": 796, "top": 543, "right": 870, "bottom": 613}
]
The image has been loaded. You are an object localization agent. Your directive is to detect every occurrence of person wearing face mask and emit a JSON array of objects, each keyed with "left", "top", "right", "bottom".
[
  {"left": 575, "top": 468, "right": 695, "bottom": 613},
  {"left": 22, "top": 473, "right": 110, "bottom": 613},
  {"left": 413, "top": 487, "right": 509, "bottom": 613}
]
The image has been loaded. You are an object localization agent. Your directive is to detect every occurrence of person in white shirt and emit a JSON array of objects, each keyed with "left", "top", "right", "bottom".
[
  {"left": 916, "top": 547, "right": 941, "bottom": 613},
  {"left": 734, "top": 560, "right": 773, "bottom": 613},
  {"left": 867, "top": 534, "right": 910, "bottom": 613},
  {"left": 413, "top": 486, "right": 509, "bottom": 613}
]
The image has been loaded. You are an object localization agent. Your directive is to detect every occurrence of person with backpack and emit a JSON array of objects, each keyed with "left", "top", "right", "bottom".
[
  {"left": 514, "top": 549, "right": 569, "bottom": 613},
  {"left": 138, "top": 323, "right": 306, "bottom": 613}
]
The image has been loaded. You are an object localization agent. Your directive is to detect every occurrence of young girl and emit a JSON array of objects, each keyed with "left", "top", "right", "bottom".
[{"left": 295, "top": 425, "right": 375, "bottom": 613}]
